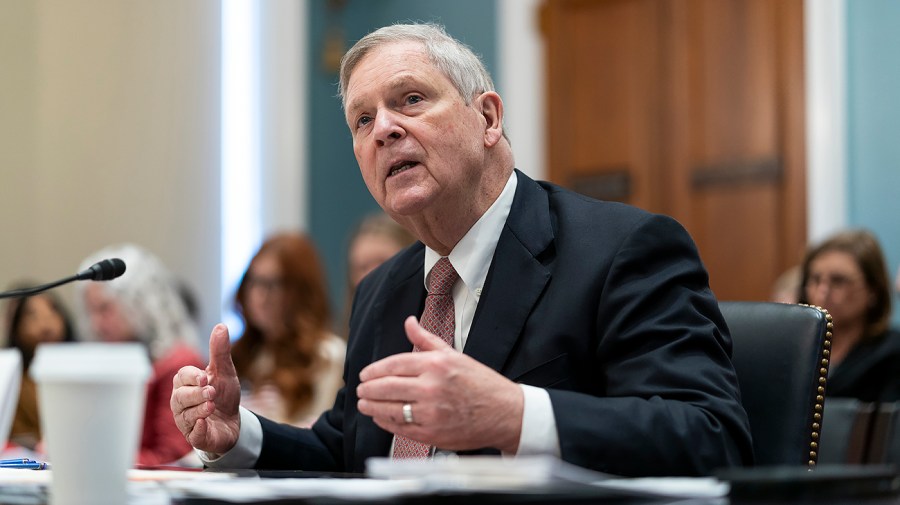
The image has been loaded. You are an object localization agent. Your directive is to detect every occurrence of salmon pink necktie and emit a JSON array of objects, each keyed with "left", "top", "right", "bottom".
[{"left": 392, "top": 257, "right": 459, "bottom": 459}]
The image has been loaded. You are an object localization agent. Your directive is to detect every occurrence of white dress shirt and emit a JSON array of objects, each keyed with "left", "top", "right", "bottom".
[{"left": 202, "top": 171, "right": 560, "bottom": 467}]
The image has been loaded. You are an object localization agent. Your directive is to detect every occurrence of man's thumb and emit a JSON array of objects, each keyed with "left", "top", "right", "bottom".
[
  {"left": 208, "top": 324, "right": 236, "bottom": 374},
  {"left": 404, "top": 316, "right": 452, "bottom": 352}
]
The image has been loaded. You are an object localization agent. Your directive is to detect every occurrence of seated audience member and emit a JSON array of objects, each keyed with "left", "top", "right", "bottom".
[
  {"left": 171, "top": 23, "right": 753, "bottom": 477},
  {"left": 799, "top": 229, "right": 900, "bottom": 402},
  {"left": 341, "top": 212, "right": 416, "bottom": 334},
  {"left": 231, "top": 232, "right": 345, "bottom": 428},
  {"left": 5, "top": 290, "right": 76, "bottom": 449},
  {"left": 770, "top": 266, "right": 801, "bottom": 304},
  {"left": 75, "top": 244, "right": 204, "bottom": 465}
]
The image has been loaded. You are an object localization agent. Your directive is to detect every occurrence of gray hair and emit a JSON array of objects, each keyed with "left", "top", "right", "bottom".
[
  {"left": 73, "top": 243, "right": 199, "bottom": 361},
  {"left": 339, "top": 23, "right": 495, "bottom": 109}
]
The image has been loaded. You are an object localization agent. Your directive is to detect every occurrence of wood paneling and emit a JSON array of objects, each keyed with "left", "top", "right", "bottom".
[{"left": 543, "top": 0, "right": 806, "bottom": 301}]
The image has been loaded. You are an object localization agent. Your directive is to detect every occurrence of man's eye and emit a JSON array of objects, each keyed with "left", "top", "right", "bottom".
[
  {"left": 406, "top": 95, "right": 423, "bottom": 105},
  {"left": 356, "top": 116, "right": 372, "bottom": 128}
]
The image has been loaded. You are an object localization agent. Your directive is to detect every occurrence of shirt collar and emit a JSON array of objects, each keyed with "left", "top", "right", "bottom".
[{"left": 424, "top": 171, "right": 518, "bottom": 293}]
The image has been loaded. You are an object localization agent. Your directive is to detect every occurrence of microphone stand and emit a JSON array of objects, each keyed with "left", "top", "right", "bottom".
[
  {"left": 0, "top": 259, "right": 126, "bottom": 299},
  {"left": 0, "top": 274, "right": 83, "bottom": 300}
]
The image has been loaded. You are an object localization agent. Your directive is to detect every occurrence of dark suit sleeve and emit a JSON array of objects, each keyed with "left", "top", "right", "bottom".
[
  {"left": 548, "top": 214, "right": 754, "bottom": 476},
  {"left": 254, "top": 401, "right": 343, "bottom": 471}
]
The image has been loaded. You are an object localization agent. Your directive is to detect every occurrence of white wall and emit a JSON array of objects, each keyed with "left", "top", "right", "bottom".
[
  {"left": 498, "top": 0, "right": 546, "bottom": 180},
  {"left": 0, "top": 1, "right": 222, "bottom": 339},
  {"left": 0, "top": 1, "right": 39, "bottom": 312},
  {"left": 805, "top": 0, "right": 848, "bottom": 244}
]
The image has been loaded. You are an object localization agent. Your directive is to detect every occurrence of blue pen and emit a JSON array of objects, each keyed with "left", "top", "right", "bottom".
[
  {"left": 0, "top": 458, "right": 33, "bottom": 465},
  {"left": 0, "top": 462, "right": 47, "bottom": 470}
]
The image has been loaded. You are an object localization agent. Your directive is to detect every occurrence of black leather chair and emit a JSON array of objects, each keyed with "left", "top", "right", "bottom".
[
  {"left": 868, "top": 402, "right": 900, "bottom": 465},
  {"left": 719, "top": 302, "right": 833, "bottom": 468},
  {"left": 817, "top": 398, "right": 875, "bottom": 464}
]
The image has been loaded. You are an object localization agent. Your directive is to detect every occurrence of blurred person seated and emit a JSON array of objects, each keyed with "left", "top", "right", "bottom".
[
  {"left": 341, "top": 212, "right": 416, "bottom": 334},
  {"left": 770, "top": 265, "right": 801, "bottom": 304},
  {"left": 231, "top": 232, "right": 345, "bottom": 428},
  {"left": 4, "top": 290, "right": 76, "bottom": 450},
  {"left": 798, "top": 229, "right": 900, "bottom": 402},
  {"left": 348, "top": 212, "right": 417, "bottom": 291},
  {"left": 74, "top": 244, "right": 204, "bottom": 466}
]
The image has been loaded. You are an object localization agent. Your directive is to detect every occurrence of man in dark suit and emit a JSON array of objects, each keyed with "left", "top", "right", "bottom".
[{"left": 171, "top": 23, "right": 753, "bottom": 477}]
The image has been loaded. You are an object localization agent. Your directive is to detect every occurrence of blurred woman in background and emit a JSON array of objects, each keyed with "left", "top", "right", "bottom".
[
  {"left": 347, "top": 213, "right": 416, "bottom": 292},
  {"left": 341, "top": 213, "right": 415, "bottom": 335},
  {"left": 5, "top": 290, "right": 76, "bottom": 449},
  {"left": 231, "top": 232, "right": 344, "bottom": 427},
  {"left": 799, "top": 229, "right": 900, "bottom": 402},
  {"left": 74, "top": 244, "right": 204, "bottom": 465}
]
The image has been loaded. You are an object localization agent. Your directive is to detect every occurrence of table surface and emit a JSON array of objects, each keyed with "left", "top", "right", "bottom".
[{"left": 0, "top": 464, "right": 898, "bottom": 505}]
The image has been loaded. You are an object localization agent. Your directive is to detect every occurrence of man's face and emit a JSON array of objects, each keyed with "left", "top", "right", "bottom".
[{"left": 344, "top": 41, "right": 488, "bottom": 223}]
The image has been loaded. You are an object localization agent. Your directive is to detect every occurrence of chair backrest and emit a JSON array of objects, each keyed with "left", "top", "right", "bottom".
[
  {"left": 719, "top": 302, "right": 832, "bottom": 468},
  {"left": 817, "top": 398, "right": 875, "bottom": 464},
  {"left": 868, "top": 401, "right": 900, "bottom": 465}
]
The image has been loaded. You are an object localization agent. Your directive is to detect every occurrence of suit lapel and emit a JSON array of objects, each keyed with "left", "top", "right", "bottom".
[
  {"left": 371, "top": 246, "right": 426, "bottom": 361},
  {"left": 355, "top": 246, "right": 425, "bottom": 467},
  {"left": 463, "top": 171, "right": 554, "bottom": 375}
]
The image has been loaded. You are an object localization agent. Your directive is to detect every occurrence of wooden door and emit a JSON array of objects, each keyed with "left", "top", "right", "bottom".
[{"left": 542, "top": 0, "right": 806, "bottom": 301}]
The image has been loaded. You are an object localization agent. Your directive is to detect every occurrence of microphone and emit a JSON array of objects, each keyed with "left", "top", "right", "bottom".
[
  {"left": 0, "top": 258, "right": 126, "bottom": 299},
  {"left": 74, "top": 258, "right": 127, "bottom": 281}
]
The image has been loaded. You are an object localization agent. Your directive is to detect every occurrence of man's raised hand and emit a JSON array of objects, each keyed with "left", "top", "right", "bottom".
[{"left": 170, "top": 324, "right": 242, "bottom": 455}]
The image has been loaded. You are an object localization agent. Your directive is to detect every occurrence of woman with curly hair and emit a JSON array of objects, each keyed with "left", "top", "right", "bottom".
[{"left": 232, "top": 232, "right": 344, "bottom": 427}]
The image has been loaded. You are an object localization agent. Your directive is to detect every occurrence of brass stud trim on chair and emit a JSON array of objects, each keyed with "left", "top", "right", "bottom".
[{"left": 800, "top": 304, "right": 832, "bottom": 471}]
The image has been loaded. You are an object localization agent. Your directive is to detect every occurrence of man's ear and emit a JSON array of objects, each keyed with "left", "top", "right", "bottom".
[{"left": 477, "top": 92, "right": 504, "bottom": 147}]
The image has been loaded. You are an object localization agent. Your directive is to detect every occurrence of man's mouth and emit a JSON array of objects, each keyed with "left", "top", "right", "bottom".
[{"left": 388, "top": 161, "right": 417, "bottom": 177}]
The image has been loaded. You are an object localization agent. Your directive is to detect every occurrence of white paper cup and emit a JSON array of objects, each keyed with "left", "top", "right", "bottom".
[{"left": 30, "top": 343, "right": 151, "bottom": 505}]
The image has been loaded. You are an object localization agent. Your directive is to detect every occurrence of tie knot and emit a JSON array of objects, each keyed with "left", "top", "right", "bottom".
[{"left": 428, "top": 257, "right": 459, "bottom": 295}]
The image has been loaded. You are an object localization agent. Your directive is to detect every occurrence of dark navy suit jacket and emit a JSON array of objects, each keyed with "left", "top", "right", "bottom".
[{"left": 252, "top": 170, "right": 754, "bottom": 476}]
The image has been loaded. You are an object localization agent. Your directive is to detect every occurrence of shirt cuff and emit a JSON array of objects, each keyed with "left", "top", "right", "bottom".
[
  {"left": 513, "top": 384, "right": 561, "bottom": 457},
  {"left": 197, "top": 406, "right": 263, "bottom": 468}
]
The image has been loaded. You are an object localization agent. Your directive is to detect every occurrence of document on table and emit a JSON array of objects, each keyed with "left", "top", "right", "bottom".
[
  {"left": 1, "top": 457, "right": 729, "bottom": 503},
  {"left": 367, "top": 454, "right": 611, "bottom": 490},
  {"left": 165, "top": 476, "right": 424, "bottom": 503},
  {"left": 166, "top": 456, "right": 730, "bottom": 503},
  {"left": 368, "top": 455, "right": 728, "bottom": 498}
]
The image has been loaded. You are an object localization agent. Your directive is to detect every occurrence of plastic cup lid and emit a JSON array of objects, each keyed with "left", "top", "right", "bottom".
[{"left": 29, "top": 342, "right": 152, "bottom": 383}]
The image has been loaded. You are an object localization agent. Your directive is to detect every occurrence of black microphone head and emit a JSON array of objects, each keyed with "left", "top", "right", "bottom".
[{"left": 82, "top": 258, "right": 127, "bottom": 281}]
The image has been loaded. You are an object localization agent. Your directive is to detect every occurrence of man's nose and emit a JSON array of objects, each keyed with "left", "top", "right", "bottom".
[{"left": 374, "top": 110, "right": 404, "bottom": 146}]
